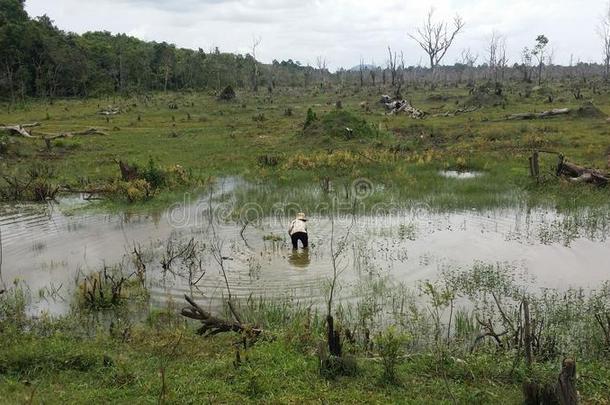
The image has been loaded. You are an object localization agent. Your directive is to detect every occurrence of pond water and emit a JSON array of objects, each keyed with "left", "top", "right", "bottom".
[
  {"left": 439, "top": 170, "right": 484, "bottom": 179},
  {"left": 1, "top": 178, "right": 609, "bottom": 316}
]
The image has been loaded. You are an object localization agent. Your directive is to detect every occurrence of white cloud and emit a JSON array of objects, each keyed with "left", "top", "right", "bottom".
[{"left": 24, "top": 0, "right": 608, "bottom": 69}]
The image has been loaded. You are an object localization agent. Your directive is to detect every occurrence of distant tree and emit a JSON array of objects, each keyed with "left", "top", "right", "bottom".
[
  {"left": 250, "top": 36, "right": 261, "bottom": 91},
  {"left": 155, "top": 43, "right": 176, "bottom": 92},
  {"left": 532, "top": 35, "right": 549, "bottom": 85},
  {"left": 369, "top": 59, "right": 376, "bottom": 86},
  {"left": 315, "top": 56, "right": 327, "bottom": 86},
  {"left": 409, "top": 8, "right": 465, "bottom": 72},
  {"left": 598, "top": 2, "right": 610, "bottom": 81},
  {"left": 0, "top": 0, "right": 29, "bottom": 102},
  {"left": 387, "top": 46, "right": 398, "bottom": 86},
  {"left": 458, "top": 48, "right": 478, "bottom": 83}
]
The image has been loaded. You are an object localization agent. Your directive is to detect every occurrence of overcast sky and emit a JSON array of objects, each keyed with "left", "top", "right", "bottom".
[{"left": 24, "top": 0, "right": 610, "bottom": 70}]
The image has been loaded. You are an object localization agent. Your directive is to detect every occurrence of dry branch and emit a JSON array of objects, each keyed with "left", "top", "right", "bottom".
[
  {"left": 98, "top": 107, "right": 120, "bottom": 116},
  {"left": 381, "top": 96, "right": 426, "bottom": 119},
  {"left": 431, "top": 106, "right": 478, "bottom": 117},
  {"left": 0, "top": 123, "right": 40, "bottom": 138},
  {"left": 181, "top": 295, "right": 262, "bottom": 337},
  {"left": 40, "top": 128, "right": 108, "bottom": 140}
]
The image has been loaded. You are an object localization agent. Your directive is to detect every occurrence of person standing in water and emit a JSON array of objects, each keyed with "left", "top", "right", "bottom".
[{"left": 288, "top": 212, "right": 308, "bottom": 249}]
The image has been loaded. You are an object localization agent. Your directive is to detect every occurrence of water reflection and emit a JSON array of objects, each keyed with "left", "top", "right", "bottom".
[{"left": 288, "top": 249, "right": 311, "bottom": 268}]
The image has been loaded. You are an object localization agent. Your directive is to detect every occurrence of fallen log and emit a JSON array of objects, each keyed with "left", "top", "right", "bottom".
[
  {"left": 40, "top": 128, "right": 108, "bottom": 140},
  {"left": 181, "top": 295, "right": 262, "bottom": 337},
  {"left": 385, "top": 99, "right": 426, "bottom": 119},
  {"left": 507, "top": 108, "right": 570, "bottom": 120},
  {"left": 556, "top": 155, "right": 609, "bottom": 186},
  {"left": 98, "top": 107, "right": 121, "bottom": 116},
  {"left": 431, "top": 106, "right": 479, "bottom": 118},
  {"left": 0, "top": 123, "right": 40, "bottom": 138},
  {"left": 38, "top": 128, "right": 108, "bottom": 151}
]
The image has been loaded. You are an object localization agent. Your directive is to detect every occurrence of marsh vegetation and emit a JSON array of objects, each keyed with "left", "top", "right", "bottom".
[{"left": 2, "top": 1, "right": 610, "bottom": 403}]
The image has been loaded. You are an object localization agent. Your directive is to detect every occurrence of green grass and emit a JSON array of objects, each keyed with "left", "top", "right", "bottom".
[
  {"left": 1, "top": 315, "right": 609, "bottom": 404},
  {"left": 1, "top": 83, "right": 609, "bottom": 212}
]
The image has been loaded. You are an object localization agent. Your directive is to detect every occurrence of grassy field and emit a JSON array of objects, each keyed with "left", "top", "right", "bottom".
[
  {"left": 1, "top": 83, "right": 610, "bottom": 211},
  {"left": 3, "top": 83, "right": 610, "bottom": 404},
  {"left": 1, "top": 296, "right": 610, "bottom": 404}
]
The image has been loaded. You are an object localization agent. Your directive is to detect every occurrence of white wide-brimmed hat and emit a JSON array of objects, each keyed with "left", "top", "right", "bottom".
[{"left": 296, "top": 212, "right": 307, "bottom": 221}]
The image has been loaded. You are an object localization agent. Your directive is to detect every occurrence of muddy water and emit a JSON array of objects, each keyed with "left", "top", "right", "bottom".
[{"left": 1, "top": 182, "right": 609, "bottom": 315}]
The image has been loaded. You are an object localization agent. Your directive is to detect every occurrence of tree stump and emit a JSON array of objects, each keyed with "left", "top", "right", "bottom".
[{"left": 522, "top": 359, "right": 578, "bottom": 405}]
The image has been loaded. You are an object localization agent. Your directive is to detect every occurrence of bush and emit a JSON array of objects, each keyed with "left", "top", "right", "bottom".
[
  {"left": 115, "top": 179, "right": 153, "bottom": 202},
  {"left": 375, "top": 326, "right": 410, "bottom": 383},
  {"left": 302, "top": 110, "right": 377, "bottom": 139},
  {"left": 0, "top": 163, "right": 58, "bottom": 202},
  {"left": 141, "top": 158, "right": 166, "bottom": 189},
  {"left": 303, "top": 108, "right": 317, "bottom": 129}
]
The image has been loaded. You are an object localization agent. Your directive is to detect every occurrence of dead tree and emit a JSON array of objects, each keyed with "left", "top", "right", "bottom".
[
  {"left": 409, "top": 8, "right": 465, "bottom": 72},
  {"left": 387, "top": 46, "right": 398, "bottom": 87},
  {"left": 316, "top": 56, "right": 328, "bottom": 87},
  {"left": 324, "top": 208, "right": 356, "bottom": 362},
  {"left": 599, "top": 2, "right": 610, "bottom": 81},
  {"left": 251, "top": 36, "right": 262, "bottom": 92},
  {"left": 181, "top": 295, "right": 262, "bottom": 337},
  {"left": 0, "top": 123, "right": 40, "bottom": 138},
  {"left": 523, "top": 299, "right": 533, "bottom": 367},
  {"left": 487, "top": 31, "right": 507, "bottom": 83}
]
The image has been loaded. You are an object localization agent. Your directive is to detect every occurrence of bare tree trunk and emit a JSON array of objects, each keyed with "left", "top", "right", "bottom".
[{"left": 523, "top": 299, "right": 533, "bottom": 367}]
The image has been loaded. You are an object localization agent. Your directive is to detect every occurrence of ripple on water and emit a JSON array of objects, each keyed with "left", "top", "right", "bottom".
[{"left": 2, "top": 191, "right": 610, "bottom": 316}]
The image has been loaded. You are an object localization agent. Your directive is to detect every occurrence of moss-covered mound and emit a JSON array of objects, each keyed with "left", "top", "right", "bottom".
[
  {"left": 302, "top": 110, "right": 377, "bottom": 139},
  {"left": 572, "top": 101, "right": 606, "bottom": 119},
  {"left": 462, "top": 82, "right": 506, "bottom": 107}
]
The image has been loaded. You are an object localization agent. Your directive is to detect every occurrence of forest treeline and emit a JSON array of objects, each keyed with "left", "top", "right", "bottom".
[
  {"left": 1, "top": 0, "right": 609, "bottom": 101},
  {"left": 0, "top": 0, "right": 316, "bottom": 100}
]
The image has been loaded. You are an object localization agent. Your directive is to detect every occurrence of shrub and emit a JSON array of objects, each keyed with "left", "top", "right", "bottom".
[
  {"left": 303, "top": 108, "right": 317, "bottom": 129},
  {"left": 375, "top": 326, "right": 410, "bottom": 383},
  {"left": 141, "top": 158, "right": 166, "bottom": 189},
  {"left": 302, "top": 110, "right": 377, "bottom": 139},
  {"left": 0, "top": 163, "right": 58, "bottom": 202}
]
